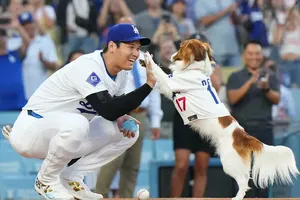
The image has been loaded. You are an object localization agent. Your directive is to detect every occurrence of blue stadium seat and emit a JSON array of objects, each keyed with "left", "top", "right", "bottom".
[
  {"left": 0, "top": 111, "right": 19, "bottom": 125},
  {"left": 152, "top": 139, "right": 174, "bottom": 161},
  {"left": 0, "top": 174, "right": 42, "bottom": 200},
  {"left": 140, "top": 139, "right": 153, "bottom": 171},
  {"left": 23, "top": 158, "right": 43, "bottom": 175},
  {"left": 291, "top": 88, "right": 300, "bottom": 120},
  {"left": 0, "top": 140, "right": 26, "bottom": 175},
  {"left": 136, "top": 170, "right": 149, "bottom": 186}
]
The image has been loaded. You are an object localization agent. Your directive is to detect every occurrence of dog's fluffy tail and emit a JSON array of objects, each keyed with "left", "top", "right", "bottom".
[{"left": 252, "top": 143, "right": 299, "bottom": 188}]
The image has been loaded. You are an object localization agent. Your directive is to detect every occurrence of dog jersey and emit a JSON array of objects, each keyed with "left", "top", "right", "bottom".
[
  {"left": 169, "top": 70, "right": 230, "bottom": 125},
  {"left": 23, "top": 50, "right": 128, "bottom": 121}
]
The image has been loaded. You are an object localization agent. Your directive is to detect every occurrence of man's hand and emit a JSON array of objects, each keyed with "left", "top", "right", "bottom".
[
  {"left": 144, "top": 52, "right": 157, "bottom": 88},
  {"left": 39, "top": 51, "right": 44, "bottom": 63},
  {"left": 257, "top": 73, "right": 270, "bottom": 90},
  {"left": 117, "top": 115, "right": 140, "bottom": 138},
  {"left": 151, "top": 128, "right": 160, "bottom": 140},
  {"left": 248, "top": 70, "right": 260, "bottom": 85},
  {"left": 10, "top": 19, "right": 20, "bottom": 29}
]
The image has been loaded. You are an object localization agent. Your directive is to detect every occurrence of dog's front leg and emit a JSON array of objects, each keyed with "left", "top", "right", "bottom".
[{"left": 144, "top": 53, "right": 173, "bottom": 99}]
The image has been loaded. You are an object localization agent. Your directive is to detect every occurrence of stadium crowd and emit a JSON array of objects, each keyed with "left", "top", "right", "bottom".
[{"left": 0, "top": 0, "right": 299, "bottom": 198}]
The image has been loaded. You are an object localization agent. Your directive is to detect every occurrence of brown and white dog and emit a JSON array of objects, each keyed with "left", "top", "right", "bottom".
[{"left": 143, "top": 39, "right": 299, "bottom": 200}]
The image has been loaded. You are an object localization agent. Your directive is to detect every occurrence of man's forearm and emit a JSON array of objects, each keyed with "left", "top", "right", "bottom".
[
  {"left": 200, "top": 9, "right": 228, "bottom": 27},
  {"left": 86, "top": 84, "right": 153, "bottom": 121},
  {"left": 41, "top": 60, "right": 58, "bottom": 70},
  {"left": 265, "top": 89, "right": 280, "bottom": 104},
  {"left": 227, "top": 80, "right": 252, "bottom": 105}
]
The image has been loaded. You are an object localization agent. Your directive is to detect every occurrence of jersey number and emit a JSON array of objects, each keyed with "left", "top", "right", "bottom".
[{"left": 176, "top": 97, "right": 186, "bottom": 112}]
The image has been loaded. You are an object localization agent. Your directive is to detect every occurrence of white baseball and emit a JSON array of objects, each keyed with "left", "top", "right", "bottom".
[{"left": 136, "top": 188, "right": 150, "bottom": 200}]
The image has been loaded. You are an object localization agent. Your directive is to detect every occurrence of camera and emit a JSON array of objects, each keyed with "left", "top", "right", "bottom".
[
  {"left": 0, "top": 18, "right": 11, "bottom": 25},
  {"left": 259, "top": 68, "right": 268, "bottom": 81},
  {"left": 161, "top": 13, "right": 171, "bottom": 23}
]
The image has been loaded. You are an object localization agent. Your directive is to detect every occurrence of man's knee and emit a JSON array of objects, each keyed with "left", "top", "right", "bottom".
[{"left": 9, "top": 131, "right": 32, "bottom": 158}]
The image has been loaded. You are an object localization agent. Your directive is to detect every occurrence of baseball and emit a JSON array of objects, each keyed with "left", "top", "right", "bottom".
[{"left": 136, "top": 188, "right": 150, "bottom": 200}]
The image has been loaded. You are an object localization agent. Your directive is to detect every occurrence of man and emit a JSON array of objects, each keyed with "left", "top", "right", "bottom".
[
  {"left": 0, "top": 28, "right": 26, "bottom": 111},
  {"left": 3, "top": 23, "right": 156, "bottom": 200},
  {"left": 95, "top": 16, "right": 163, "bottom": 198},
  {"left": 17, "top": 11, "right": 59, "bottom": 99},
  {"left": 194, "top": 0, "right": 241, "bottom": 67},
  {"left": 226, "top": 41, "right": 280, "bottom": 197}
]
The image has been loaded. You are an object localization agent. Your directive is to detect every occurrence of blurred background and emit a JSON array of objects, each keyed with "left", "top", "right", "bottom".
[{"left": 0, "top": 0, "right": 300, "bottom": 199}]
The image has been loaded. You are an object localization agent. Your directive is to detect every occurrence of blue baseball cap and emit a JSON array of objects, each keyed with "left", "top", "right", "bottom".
[
  {"left": 106, "top": 24, "right": 151, "bottom": 46},
  {"left": 18, "top": 12, "right": 34, "bottom": 25}
]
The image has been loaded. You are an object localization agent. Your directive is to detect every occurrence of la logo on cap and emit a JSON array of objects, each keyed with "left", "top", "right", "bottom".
[{"left": 131, "top": 25, "right": 139, "bottom": 34}]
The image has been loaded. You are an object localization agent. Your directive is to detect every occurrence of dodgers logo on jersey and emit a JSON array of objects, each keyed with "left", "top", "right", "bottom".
[{"left": 86, "top": 72, "right": 101, "bottom": 87}]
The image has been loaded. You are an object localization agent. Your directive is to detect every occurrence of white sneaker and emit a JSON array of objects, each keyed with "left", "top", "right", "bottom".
[
  {"left": 34, "top": 177, "right": 74, "bottom": 200},
  {"left": 61, "top": 178, "right": 103, "bottom": 200}
]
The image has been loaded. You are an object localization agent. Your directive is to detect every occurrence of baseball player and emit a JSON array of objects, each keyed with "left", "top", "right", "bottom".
[{"left": 2, "top": 23, "right": 156, "bottom": 200}]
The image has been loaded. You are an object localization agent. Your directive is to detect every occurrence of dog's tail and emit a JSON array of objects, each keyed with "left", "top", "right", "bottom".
[{"left": 252, "top": 142, "right": 299, "bottom": 188}]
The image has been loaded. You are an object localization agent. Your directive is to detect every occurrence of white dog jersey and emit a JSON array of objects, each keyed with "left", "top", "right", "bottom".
[
  {"left": 23, "top": 50, "right": 127, "bottom": 121},
  {"left": 168, "top": 70, "right": 230, "bottom": 125}
]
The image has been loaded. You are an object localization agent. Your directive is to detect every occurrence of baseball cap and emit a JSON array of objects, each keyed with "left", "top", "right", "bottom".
[
  {"left": 0, "top": 28, "right": 7, "bottom": 36},
  {"left": 18, "top": 12, "right": 34, "bottom": 25},
  {"left": 106, "top": 23, "right": 151, "bottom": 46}
]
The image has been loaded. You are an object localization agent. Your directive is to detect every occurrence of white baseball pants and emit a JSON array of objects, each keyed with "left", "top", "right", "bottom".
[{"left": 9, "top": 110, "right": 139, "bottom": 185}]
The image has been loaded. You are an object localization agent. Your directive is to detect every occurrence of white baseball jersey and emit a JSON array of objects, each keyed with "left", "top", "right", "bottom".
[
  {"left": 23, "top": 50, "right": 128, "bottom": 121},
  {"left": 168, "top": 69, "right": 230, "bottom": 125}
]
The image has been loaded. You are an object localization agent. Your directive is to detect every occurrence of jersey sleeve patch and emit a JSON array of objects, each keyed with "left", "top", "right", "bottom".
[{"left": 86, "top": 72, "right": 101, "bottom": 87}]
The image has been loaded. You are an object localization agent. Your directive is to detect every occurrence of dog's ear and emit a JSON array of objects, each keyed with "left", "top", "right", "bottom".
[
  {"left": 172, "top": 39, "right": 215, "bottom": 69},
  {"left": 200, "top": 42, "right": 214, "bottom": 63}
]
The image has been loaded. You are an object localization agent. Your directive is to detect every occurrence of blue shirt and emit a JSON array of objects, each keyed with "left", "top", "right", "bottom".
[
  {"left": 194, "top": 0, "right": 240, "bottom": 56},
  {"left": 240, "top": 2, "right": 269, "bottom": 47},
  {"left": 0, "top": 51, "right": 27, "bottom": 110}
]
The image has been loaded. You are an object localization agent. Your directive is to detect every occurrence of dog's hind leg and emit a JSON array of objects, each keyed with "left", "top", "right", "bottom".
[{"left": 219, "top": 149, "right": 251, "bottom": 200}]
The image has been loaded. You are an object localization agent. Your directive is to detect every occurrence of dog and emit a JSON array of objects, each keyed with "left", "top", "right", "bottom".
[{"left": 142, "top": 39, "right": 299, "bottom": 200}]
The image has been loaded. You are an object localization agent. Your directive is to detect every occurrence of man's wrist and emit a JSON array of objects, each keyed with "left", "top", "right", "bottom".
[{"left": 146, "top": 81, "right": 155, "bottom": 89}]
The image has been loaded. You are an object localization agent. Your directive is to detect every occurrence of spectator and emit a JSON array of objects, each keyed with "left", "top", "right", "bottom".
[
  {"left": 97, "top": 0, "right": 133, "bottom": 48},
  {"left": 269, "top": 9, "right": 300, "bottom": 87},
  {"left": 0, "top": 28, "right": 26, "bottom": 111},
  {"left": 124, "top": 0, "right": 147, "bottom": 14},
  {"left": 165, "top": 0, "right": 196, "bottom": 22},
  {"left": 169, "top": 0, "right": 196, "bottom": 40},
  {"left": 239, "top": 0, "right": 269, "bottom": 52},
  {"left": 29, "top": 0, "right": 57, "bottom": 40},
  {"left": 65, "top": 49, "right": 84, "bottom": 64},
  {"left": 134, "top": 0, "right": 180, "bottom": 54},
  {"left": 17, "top": 11, "right": 58, "bottom": 99},
  {"left": 194, "top": 0, "right": 241, "bottom": 67},
  {"left": 226, "top": 41, "right": 280, "bottom": 198},
  {"left": 157, "top": 38, "right": 177, "bottom": 123},
  {"left": 95, "top": 17, "right": 163, "bottom": 198},
  {"left": 63, "top": 0, "right": 98, "bottom": 62}
]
